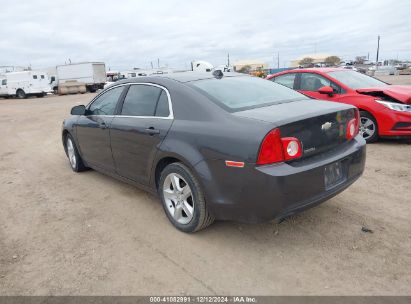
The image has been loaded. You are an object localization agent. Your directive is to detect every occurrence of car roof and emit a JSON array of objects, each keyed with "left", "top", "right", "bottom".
[
  {"left": 267, "top": 67, "right": 349, "bottom": 79},
  {"left": 115, "top": 71, "right": 246, "bottom": 85},
  {"left": 293, "top": 67, "right": 348, "bottom": 73}
]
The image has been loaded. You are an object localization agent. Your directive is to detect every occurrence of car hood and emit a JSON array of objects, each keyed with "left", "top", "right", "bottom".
[{"left": 356, "top": 85, "right": 411, "bottom": 104}]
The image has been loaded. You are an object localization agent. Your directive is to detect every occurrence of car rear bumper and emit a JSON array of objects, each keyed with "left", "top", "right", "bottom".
[{"left": 197, "top": 135, "right": 366, "bottom": 223}]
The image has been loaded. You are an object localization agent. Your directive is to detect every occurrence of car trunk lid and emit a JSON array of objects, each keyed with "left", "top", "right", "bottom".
[{"left": 233, "top": 99, "right": 357, "bottom": 159}]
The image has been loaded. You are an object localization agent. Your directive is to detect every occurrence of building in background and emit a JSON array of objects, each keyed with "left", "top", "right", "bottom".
[
  {"left": 233, "top": 59, "right": 268, "bottom": 73},
  {"left": 290, "top": 54, "right": 334, "bottom": 67}
]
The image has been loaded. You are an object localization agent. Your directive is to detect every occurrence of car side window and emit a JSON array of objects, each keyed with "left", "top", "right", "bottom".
[
  {"left": 88, "top": 86, "right": 124, "bottom": 115},
  {"left": 155, "top": 91, "right": 170, "bottom": 117},
  {"left": 272, "top": 73, "right": 296, "bottom": 89},
  {"left": 300, "top": 73, "right": 342, "bottom": 93},
  {"left": 1, "top": 79, "right": 6, "bottom": 85},
  {"left": 121, "top": 85, "right": 165, "bottom": 117},
  {"left": 33, "top": 75, "right": 38, "bottom": 79}
]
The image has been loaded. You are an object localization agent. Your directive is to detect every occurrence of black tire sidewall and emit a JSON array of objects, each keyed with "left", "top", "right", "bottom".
[
  {"left": 16, "top": 90, "right": 25, "bottom": 99},
  {"left": 159, "top": 163, "right": 203, "bottom": 233},
  {"left": 360, "top": 111, "right": 378, "bottom": 143}
]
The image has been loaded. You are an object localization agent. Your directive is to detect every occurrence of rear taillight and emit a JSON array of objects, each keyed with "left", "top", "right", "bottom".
[
  {"left": 256, "top": 129, "right": 284, "bottom": 165},
  {"left": 257, "top": 128, "right": 302, "bottom": 165},
  {"left": 346, "top": 110, "right": 360, "bottom": 140}
]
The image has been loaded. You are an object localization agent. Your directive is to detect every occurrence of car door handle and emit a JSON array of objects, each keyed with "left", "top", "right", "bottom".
[
  {"left": 144, "top": 127, "right": 160, "bottom": 135},
  {"left": 99, "top": 122, "right": 107, "bottom": 129}
]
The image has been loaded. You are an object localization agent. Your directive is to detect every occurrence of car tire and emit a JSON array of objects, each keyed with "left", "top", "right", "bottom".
[
  {"left": 16, "top": 89, "right": 26, "bottom": 99},
  {"left": 65, "top": 134, "right": 87, "bottom": 172},
  {"left": 159, "top": 163, "right": 214, "bottom": 233},
  {"left": 359, "top": 111, "right": 378, "bottom": 143}
]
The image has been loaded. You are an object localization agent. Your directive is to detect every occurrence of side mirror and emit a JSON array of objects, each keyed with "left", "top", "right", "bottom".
[
  {"left": 71, "top": 105, "right": 86, "bottom": 115},
  {"left": 318, "top": 86, "right": 334, "bottom": 95}
]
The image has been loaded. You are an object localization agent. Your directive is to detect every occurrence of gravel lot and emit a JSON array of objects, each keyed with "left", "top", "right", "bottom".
[{"left": 0, "top": 76, "right": 410, "bottom": 295}]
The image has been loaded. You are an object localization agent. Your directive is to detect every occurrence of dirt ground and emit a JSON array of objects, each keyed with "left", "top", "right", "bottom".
[
  {"left": 375, "top": 74, "right": 411, "bottom": 85},
  {"left": 0, "top": 76, "right": 410, "bottom": 295}
]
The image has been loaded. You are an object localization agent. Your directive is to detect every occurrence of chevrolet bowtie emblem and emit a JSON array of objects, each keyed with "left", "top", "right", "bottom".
[{"left": 321, "top": 122, "right": 332, "bottom": 131}]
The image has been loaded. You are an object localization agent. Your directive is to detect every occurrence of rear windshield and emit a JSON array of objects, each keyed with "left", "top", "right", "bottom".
[
  {"left": 328, "top": 71, "right": 387, "bottom": 89},
  {"left": 189, "top": 76, "right": 307, "bottom": 112}
]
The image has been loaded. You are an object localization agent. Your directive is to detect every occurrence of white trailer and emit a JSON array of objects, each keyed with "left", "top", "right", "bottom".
[
  {"left": 0, "top": 71, "right": 51, "bottom": 99},
  {"left": 50, "top": 62, "right": 106, "bottom": 93},
  {"left": 120, "top": 71, "right": 137, "bottom": 79},
  {"left": 190, "top": 61, "right": 234, "bottom": 73},
  {"left": 191, "top": 61, "right": 214, "bottom": 72}
]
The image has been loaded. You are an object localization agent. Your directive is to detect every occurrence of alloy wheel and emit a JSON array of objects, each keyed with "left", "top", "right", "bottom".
[
  {"left": 163, "top": 173, "right": 194, "bottom": 225},
  {"left": 66, "top": 138, "right": 77, "bottom": 169},
  {"left": 359, "top": 116, "right": 376, "bottom": 140}
]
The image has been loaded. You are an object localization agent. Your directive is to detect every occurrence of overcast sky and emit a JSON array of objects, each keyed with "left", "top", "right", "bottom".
[{"left": 1, "top": 0, "right": 410, "bottom": 70}]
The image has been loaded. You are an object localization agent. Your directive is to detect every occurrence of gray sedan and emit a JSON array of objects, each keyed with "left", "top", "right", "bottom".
[{"left": 62, "top": 72, "right": 366, "bottom": 232}]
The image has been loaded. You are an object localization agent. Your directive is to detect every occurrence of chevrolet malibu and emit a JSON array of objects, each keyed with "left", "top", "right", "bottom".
[{"left": 62, "top": 72, "right": 366, "bottom": 232}]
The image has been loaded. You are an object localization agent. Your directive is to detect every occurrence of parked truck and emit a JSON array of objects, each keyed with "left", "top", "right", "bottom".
[
  {"left": 0, "top": 71, "right": 51, "bottom": 99},
  {"left": 49, "top": 62, "right": 106, "bottom": 94}
]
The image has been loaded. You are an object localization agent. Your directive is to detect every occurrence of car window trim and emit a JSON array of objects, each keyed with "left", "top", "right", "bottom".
[{"left": 86, "top": 82, "right": 174, "bottom": 120}]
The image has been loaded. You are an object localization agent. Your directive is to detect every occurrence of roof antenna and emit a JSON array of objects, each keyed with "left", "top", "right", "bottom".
[{"left": 212, "top": 70, "right": 223, "bottom": 79}]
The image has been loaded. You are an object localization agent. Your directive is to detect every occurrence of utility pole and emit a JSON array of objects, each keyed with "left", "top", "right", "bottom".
[
  {"left": 157, "top": 58, "right": 160, "bottom": 69},
  {"left": 227, "top": 53, "right": 230, "bottom": 67},
  {"left": 376, "top": 35, "right": 380, "bottom": 70},
  {"left": 277, "top": 52, "right": 280, "bottom": 69},
  {"left": 150, "top": 61, "right": 153, "bottom": 69}
]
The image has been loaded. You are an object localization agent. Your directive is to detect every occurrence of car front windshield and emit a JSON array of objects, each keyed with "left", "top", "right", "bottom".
[
  {"left": 328, "top": 71, "right": 387, "bottom": 89},
  {"left": 189, "top": 76, "right": 307, "bottom": 112}
]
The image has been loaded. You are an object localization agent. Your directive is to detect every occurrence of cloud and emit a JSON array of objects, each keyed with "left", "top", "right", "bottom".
[{"left": 1, "top": 0, "right": 410, "bottom": 70}]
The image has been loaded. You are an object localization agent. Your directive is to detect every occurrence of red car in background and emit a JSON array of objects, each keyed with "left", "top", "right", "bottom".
[{"left": 267, "top": 68, "right": 411, "bottom": 142}]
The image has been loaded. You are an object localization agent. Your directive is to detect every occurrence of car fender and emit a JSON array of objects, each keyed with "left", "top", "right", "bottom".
[
  {"left": 336, "top": 94, "right": 378, "bottom": 116},
  {"left": 61, "top": 117, "right": 80, "bottom": 153},
  {"left": 150, "top": 137, "right": 209, "bottom": 189}
]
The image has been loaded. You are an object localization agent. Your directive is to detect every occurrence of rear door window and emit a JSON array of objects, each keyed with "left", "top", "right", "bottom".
[
  {"left": 155, "top": 91, "right": 170, "bottom": 117},
  {"left": 121, "top": 84, "right": 164, "bottom": 117}
]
